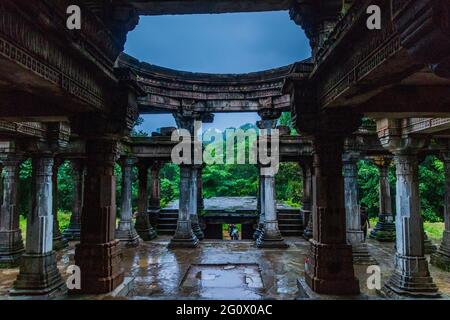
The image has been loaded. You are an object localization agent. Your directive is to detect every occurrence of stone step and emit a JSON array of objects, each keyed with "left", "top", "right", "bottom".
[
  {"left": 278, "top": 218, "right": 302, "bottom": 224},
  {"left": 158, "top": 217, "right": 178, "bottom": 222},
  {"left": 278, "top": 213, "right": 302, "bottom": 219},
  {"left": 280, "top": 230, "right": 303, "bottom": 236},
  {"left": 279, "top": 224, "right": 303, "bottom": 231},
  {"left": 157, "top": 230, "right": 176, "bottom": 235},
  {"left": 158, "top": 224, "right": 177, "bottom": 230}
]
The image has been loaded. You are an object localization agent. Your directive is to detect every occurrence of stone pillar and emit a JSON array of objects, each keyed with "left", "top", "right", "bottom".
[
  {"left": 301, "top": 160, "right": 313, "bottom": 240},
  {"left": 52, "top": 159, "right": 68, "bottom": 251},
  {"left": 382, "top": 153, "right": 439, "bottom": 297},
  {"left": 148, "top": 161, "right": 162, "bottom": 227},
  {"left": 135, "top": 162, "right": 157, "bottom": 241},
  {"left": 62, "top": 159, "right": 84, "bottom": 241},
  {"left": 168, "top": 165, "right": 199, "bottom": 248},
  {"left": 255, "top": 110, "right": 287, "bottom": 248},
  {"left": 256, "top": 167, "right": 288, "bottom": 248},
  {"left": 343, "top": 153, "right": 376, "bottom": 264},
  {"left": 431, "top": 151, "right": 450, "bottom": 271},
  {"left": 304, "top": 136, "right": 359, "bottom": 295},
  {"left": 253, "top": 172, "right": 265, "bottom": 240},
  {"left": 190, "top": 165, "right": 204, "bottom": 240},
  {"left": 197, "top": 166, "right": 204, "bottom": 211},
  {"left": 73, "top": 139, "right": 124, "bottom": 294},
  {"left": 116, "top": 157, "right": 139, "bottom": 247},
  {"left": 12, "top": 155, "right": 64, "bottom": 295},
  {"left": 0, "top": 154, "right": 25, "bottom": 267},
  {"left": 370, "top": 157, "right": 396, "bottom": 242}
]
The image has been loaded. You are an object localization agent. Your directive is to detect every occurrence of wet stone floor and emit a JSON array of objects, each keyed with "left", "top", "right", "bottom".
[{"left": 0, "top": 236, "right": 449, "bottom": 300}]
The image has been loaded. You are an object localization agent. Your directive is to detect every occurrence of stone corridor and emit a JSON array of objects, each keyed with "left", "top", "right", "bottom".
[{"left": 1, "top": 237, "right": 448, "bottom": 300}]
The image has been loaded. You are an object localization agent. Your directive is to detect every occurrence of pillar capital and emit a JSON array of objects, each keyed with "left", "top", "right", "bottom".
[{"left": 118, "top": 156, "right": 137, "bottom": 168}]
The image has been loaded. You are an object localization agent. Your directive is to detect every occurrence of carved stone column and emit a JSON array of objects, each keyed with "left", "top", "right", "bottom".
[
  {"left": 303, "top": 136, "right": 359, "bottom": 295},
  {"left": 253, "top": 171, "right": 265, "bottom": 240},
  {"left": 431, "top": 151, "right": 450, "bottom": 271},
  {"left": 343, "top": 152, "right": 376, "bottom": 264},
  {"left": 370, "top": 157, "right": 396, "bottom": 242},
  {"left": 256, "top": 166, "right": 288, "bottom": 248},
  {"left": 382, "top": 153, "right": 439, "bottom": 297},
  {"left": 0, "top": 154, "right": 24, "bottom": 267},
  {"left": 148, "top": 161, "right": 162, "bottom": 227},
  {"left": 197, "top": 165, "right": 204, "bottom": 212},
  {"left": 135, "top": 162, "right": 157, "bottom": 241},
  {"left": 12, "top": 155, "right": 64, "bottom": 295},
  {"left": 62, "top": 159, "right": 84, "bottom": 241},
  {"left": 169, "top": 165, "right": 199, "bottom": 248},
  {"left": 73, "top": 139, "right": 124, "bottom": 294},
  {"left": 52, "top": 158, "right": 68, "bottom": 251},
  {"left": 116, "top": 157, "right": 140, "bottom": 247},
  {"left": 301, "top": 160, "right": 313, "bottom": 240},
  {"left": 255, "top": 110, "right": 287, "bottom": 249},
  {"left": 190, "top": 165, "right": 204, "bottom": 240}
]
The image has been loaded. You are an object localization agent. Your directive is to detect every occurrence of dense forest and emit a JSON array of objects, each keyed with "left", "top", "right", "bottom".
[{"left": 13, "top": 114, "right": 445, "bottom": 226}]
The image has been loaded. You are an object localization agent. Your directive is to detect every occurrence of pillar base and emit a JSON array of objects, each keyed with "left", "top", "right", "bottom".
[
  {"left": 256, "top": 229, "right": 289, "bottom": 249},
  {"left": 0, "top": 230, "right": 25, "bottom": 268},
  {"left": 73, "top": 240, "right": 124, "bottom": 294},
  {"left": 148, "top": 209, "right": 161, "bottom": 228},
  {"left": 382, "top": 254, "right": 440, "bottom": 298},
  {"left": 62, "top": 223, "right": 81, "bottom": 241},
  {"left": 351, "top": 243, "right": 377, "bottom": 265},
  {"left": 135, "top": 225, "right": 157, "bottom": 241},
  {"left": 168, "top": 235, "right": 199, "bottom": 249},
  {"left": 424, "top": 234, "right": 437, "bottom": 254},
  {"left": 430, "top": 231, "right": 450, "bottom": 271},
  {"left": 305, "top": 240, "right": 360, "bottom": 295},
  {"left": 11, "top": 252, "right": 65, "bottom": 296},
  {"left": 369, "top": 215, "right": 396, "bottom": 242},
  {"left": 116, "top": 228, "right": 140, "bottom": 247},
  {"left": 297, "top": 278, "right": 368, "bottom": 300},
  {"left": 191, "top": 222, "right": 204, "bottom": 240},
  {"left": 53, "top": 235, "right": 69, "bottom": 251},
  {"left": 431, "top": 251, "right": 450, "bottom": 272}
]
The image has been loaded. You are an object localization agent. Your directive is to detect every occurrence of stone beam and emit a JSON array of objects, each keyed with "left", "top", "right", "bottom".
[{"left": 129, "top": 0, "right": 292, "bottom": 15}]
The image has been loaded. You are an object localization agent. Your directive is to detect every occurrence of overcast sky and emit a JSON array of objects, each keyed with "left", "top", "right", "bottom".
[{"left": 124, "top": 11, "right": 309, "bottom": 133}]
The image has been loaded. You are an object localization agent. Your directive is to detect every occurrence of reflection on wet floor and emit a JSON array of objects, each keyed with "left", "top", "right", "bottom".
[
  {"left": 0, "top": 236, "right": 449, "bottom": 300},
  {"left": 180, "top": 264, "right": 264, "bottom": 300}
]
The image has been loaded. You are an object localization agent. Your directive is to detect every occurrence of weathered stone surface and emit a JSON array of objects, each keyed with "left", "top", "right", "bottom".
[
  {"left": 370, "top": 158, "right": 396, "bottom": 242},
  {"left": 343, "top": 152, "right": 376, "bottom": 265},
  {"left": 0, "top": 154, "right": 24, "bottom": 267},
  {"left": 116, "top": 157, "right": 140, "bottom": 247},
  {"left": 382, "top": 154, "right": 439, "bottom": 298},
  {"left": 73, "top": 139, "right": 124, "bottom": 294},
  {"left": 169, "top": 166, "right": 199, "bottom": 249},
  {"left": 135, "top": 162, "right": 157, "bottom": 241},
  {"left": 304, "top": 135, "right": 359, "bottom": 295},
  {"left": 62, "top": 160, "right": 84, "bottom": 241},
  {"left": 12, "top": 156, "right": 64, "bottom": 295}
]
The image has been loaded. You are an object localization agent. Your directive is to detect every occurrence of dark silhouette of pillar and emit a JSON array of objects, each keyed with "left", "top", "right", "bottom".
[
  {"left": 370, "top": 157, "right": 396, "bottom": 242},
  {"left": 73, "top": 139, "right": 124, "bottom": 293}
]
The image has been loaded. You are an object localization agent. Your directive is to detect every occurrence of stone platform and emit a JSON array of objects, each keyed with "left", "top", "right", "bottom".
[{"left": 0, "top": 237, "right": 449, "bottom": 300}]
